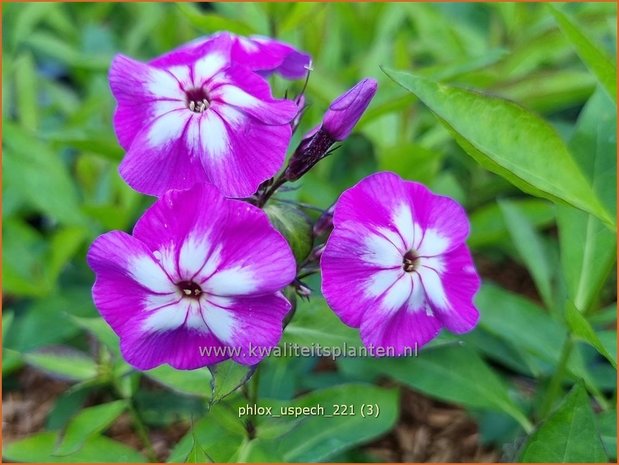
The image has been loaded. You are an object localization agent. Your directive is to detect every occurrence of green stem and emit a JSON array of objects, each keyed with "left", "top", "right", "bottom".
[
  {"left": 128, "top": 403, "right": 157, "bottom": 462},
  {"left": 245, "top": 366, "right": 261, "bottom": 439},
  {"left": 250, "top": 366, "right": 261, "bottom": 407}
]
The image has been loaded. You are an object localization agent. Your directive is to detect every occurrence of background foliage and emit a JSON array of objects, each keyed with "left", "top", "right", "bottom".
[{"left": 2, "top": 2, "right": 617, "bottom": 462}]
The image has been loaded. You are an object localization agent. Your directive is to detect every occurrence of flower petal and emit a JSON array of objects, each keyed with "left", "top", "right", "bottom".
[
  {"left": 149, "top": 32, "right": 233, "bottom": 70},
  {"left": 87, "top": 231, "right": 177, "bottom": 335},
  {"left": 109, "top": 54, "right": 185, "bottom": 149},
  {"left": 120, "top": 320, "right": 229, "bottom": 370},
  {"left": 202, "top": 293, "right": 290, "bottom": 364},
  {"left": 210, "top": 65, "right": 298, "bottom": 125},
  {"left": 202, "top": 199, "right": 296, "bottom": 296},
  {"left": 359, "top": 275, "right": 442, "bottom": 355},
  {"left": 233, "top": 35, "right": 311, "bottom": 79},
  {"left": 133, "top": 183, "right": 228, "bottom": 279},
  {"left": 421, "top": 244, "right": 480, "bottom": 333},
  {"left": 321, "top": 222, "right": 404, "bottom": 327},
  {"left": 199, "top": 105, "right": 293, "bottom": 197},
  {"left": 331, "top": 172, "right": 420, "bottom": 252},
  {"left": 405, "top": 183, "right": 470, "bottom": 256},
  {"left": 118, "top": 111, "right": 209, "bottom": 197}
]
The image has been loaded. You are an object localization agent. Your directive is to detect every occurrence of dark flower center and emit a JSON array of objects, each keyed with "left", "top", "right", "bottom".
[
  {"left": 186, "top": 88, "right": 210, "bottom": 113},
  {"left": 177, "top": 280, "right": 203, "bottom": 298},
  {"left": 402, "top": 250, "right": 420, "bottom": 273}
]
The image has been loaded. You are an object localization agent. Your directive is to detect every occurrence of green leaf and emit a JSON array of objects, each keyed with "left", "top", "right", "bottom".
[
  {"left": 476, "top": 285, "right": 564, "bottom": 364},
  {"left": 382, "top": 69, "right": 613, "bottom": 226},
  {"left": 377, "top": 344, "right": 531, "bottom": 432},
  {"left": 209, "top": 361, "right": 256, "bottom": 404},
  {"left": 491, "top": 70, "right": 596, "bottom": 113},
  {"left": 264, "top": 202, "right": 313, "bottom": 262},
  {"left": 520, "top": 381, "right": 608, "bottom": 462},
  {"left": 558, "top": 89, "right": 617, "bottom": 312},
  {"left": 3, "top": 348, "right": 23, "bottom": 375},
  {"left": 250, "top": 384, "right": 399, "bottom": 462},
  {"left": 283, "top": 297, "right": 362, "bottom": 348},
  {"left": 7, "top": 289, "right": 95, "bottom": 352},
  {"left": 48, "top": 226, "right": 87, "bottom": 283},
  {"left": 2, "top": 219, "right": 52, "bottom": 297},
  {"left": 469, "top": 199, "right": 555, "bottom": 249},
  {"left": 24, "top": 349, "right": 97, "bottom": 381},
  {"left": 46, "top": 388, "right": 92, "bottom": 431},
  {"left": 376, "top": 142, "right": 441, "bottom": 185},
  {"left": 498, "top": 199, "right": 554, "bottom": 308},
  {"left": 54, "top": 401, "right": 127, "bottom": 456},
  {"left": 3, "top": 311, "right": 14, "bottom": 341},
  {"left": 549, "top": 5, "right": 617, "bottom": 102},
  {"left": 3, "top": 432, "right": 146, "bottom": 463},
  {"left": 144, "top": 365, "right": 212, "bottom": 398},
  {"left": 566, "top": 303, "right": 616, "bottom": 368},
  {"left": 176, "top": 4, "right": 255, "bottom": 35},
  {"left": 44, "top": 129, "right": 124, "bottom": 161},
  {"left": 4, "top": 123, "right": 85, "bottom": 226},
  {"left": 597, "top": 409, "right": 617, "bottom": 460},
  {"left": 236, "top": 438, "right": 285, "bottom": 462},
  {"left": 10, "top": 2, "right": 57, "bottom": 46},
  {"left": 14, "top": 52, "right": 38, "bottom": 130},
  {"left": 70, "top": 316, "right": 121, "bottom": 358},
  {"left": 167, "top": 405, "right": 247, "bottom": 463}
]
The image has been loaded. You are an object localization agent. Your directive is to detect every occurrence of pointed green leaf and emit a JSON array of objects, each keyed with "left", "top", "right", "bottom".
[
  {"left": 520, "top": 382, "right": 608, "bottom": 462},
  {"left": 3, "top": 433, "right": 146, "bottom": 463},
  {"left": 469, "top": 199, "right": 555, "bottom": 249},
  {"left": 566, "top": 302, "right": 616, "bottom": 368},
  {"left": 250, "top": 384, "right": 399, "bottom": 462},
  {"left": 54, "top": 401, "right": 128, "bottom": 456},
  {"left": 382, "top": 69, "right": 613, "bottom": 226},
  {"left": 283, "top": 297, "right": 362, "bottom": 347},
  {"left": 549, "top": 5, "right": 616, "bottom": 102},
  {"left": 377, "top": 344, "right": 532, "bottom": 432},
  {"left": 209, "top": 360, "right": 255, "bottom": 404},
  {"left": 144, "top": 364, "right": 212, "bottom": 398},
  {"left": 167, "top": 405, "right": 247, "bottom": 463},
  {"left": 597, "top": 409, "right": 617, "bottom": 460},
  {"left": 24, "top": 349, "right": 97, "bottom": 381},
  {"left": 558, "top": 89, "right": 617, "bottom": 312},
  {"left": 499, "top": 199, "right": 555, "bottom": 308}
]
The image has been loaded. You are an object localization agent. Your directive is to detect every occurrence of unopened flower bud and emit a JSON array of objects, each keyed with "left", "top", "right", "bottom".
[
  {"left": 284, "top": 79, "right": 377, "bottom": 182},
  {"left": 285, "top": 126, "right": 336, "bottom": 181},
  {"left": 323, "top": 78, "right": 377, "bottom": 141}
]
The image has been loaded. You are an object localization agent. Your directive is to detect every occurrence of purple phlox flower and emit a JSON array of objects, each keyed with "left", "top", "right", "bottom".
[
  {"left": 285, "top": 78, "right": 377, "bottom": 181},
  {"left": 152, "top": 32, "right": 312, "bottom": 80},
  {"left": 110, "top": 32, "right": 298, "bottom": 198},
  {"left": 87, "top": 183, "right": 296, "bottom": 370},
  {"left": 321, "top": 172, "right": 480, "bottom": 354}
]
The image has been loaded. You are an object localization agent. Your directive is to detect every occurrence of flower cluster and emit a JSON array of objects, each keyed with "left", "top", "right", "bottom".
[{"left": 89, "top": 31, "right": 480, "bottom": 371}]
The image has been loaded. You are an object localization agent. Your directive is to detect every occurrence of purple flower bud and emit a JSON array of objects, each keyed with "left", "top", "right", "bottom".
[
  {"left": 322, "top": 78, "right": 377, "bottom": 141},
  {"left": 284, "top": 79, "right": 378, "bottom": 181},
  {"left": 285, "top": 126, "right": 335, "bottom": 181}
]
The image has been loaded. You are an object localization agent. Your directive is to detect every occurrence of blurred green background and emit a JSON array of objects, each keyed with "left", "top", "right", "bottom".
[{"left": 2, "top": 2, "right": 617, "bottom": 463}]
